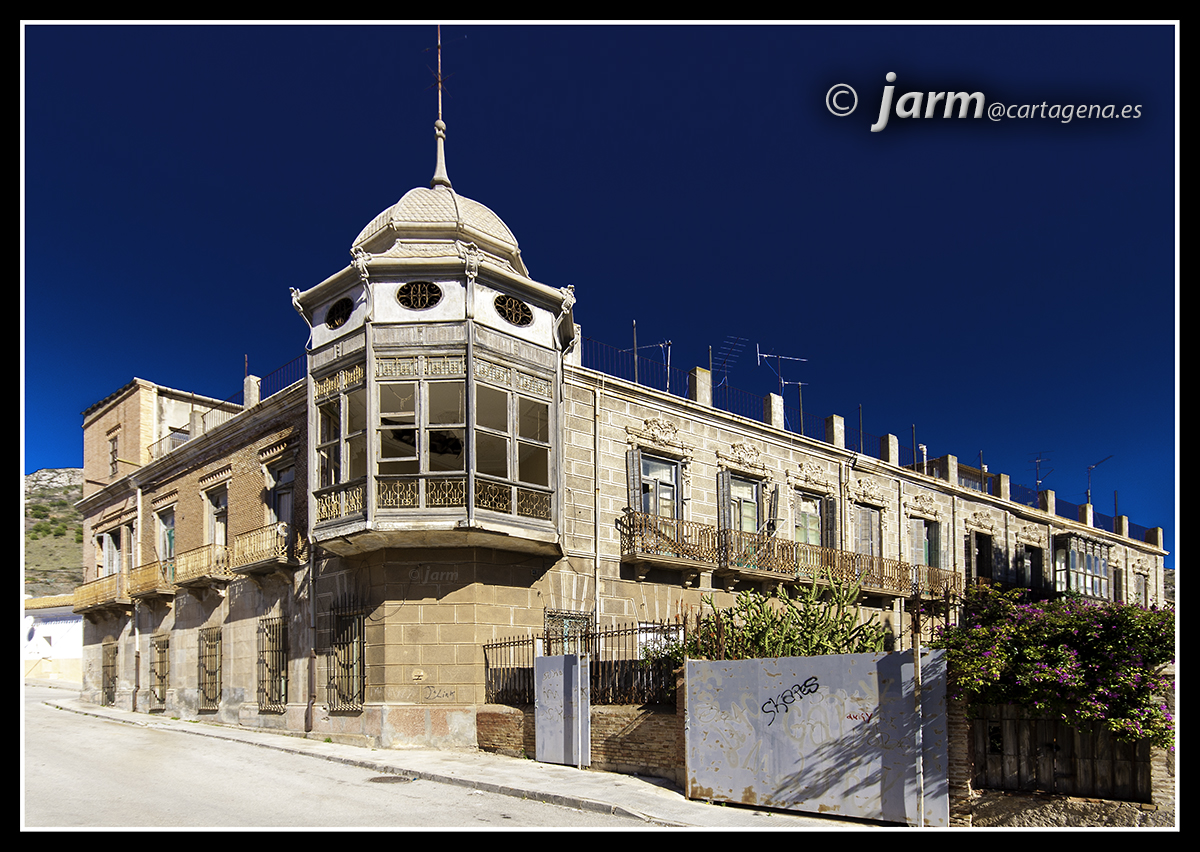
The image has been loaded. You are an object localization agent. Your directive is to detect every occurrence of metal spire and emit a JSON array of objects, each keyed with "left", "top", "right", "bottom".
[{"left": 431, "top": 25, "right": 452, "bottom": 189}]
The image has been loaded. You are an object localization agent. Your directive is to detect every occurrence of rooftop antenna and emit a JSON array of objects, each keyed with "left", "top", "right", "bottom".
[
  {"left": 1086, "top": 455, "right": 1112, "bottom": 505},
  {"left": 712, "top": 336, "right": 746, "bottom": 389},
  {"left": 626, "top": 320, "right": 672, "bottom": 391},
  {"left": 1031, "top": 452, "right": 1054, "bottom": 491},
  {"left": 757, "top": 344, "right": 807, "bottom": 435}
]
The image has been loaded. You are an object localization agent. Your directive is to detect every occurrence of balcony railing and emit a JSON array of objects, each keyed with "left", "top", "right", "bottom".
[
  {"left": 73, "top": 572, "right": 129, "bottom": 613},
  {"left": 231, "top": 523, "right": 308, "bottom": 574},
  {"left": 619, "top": 510, "right": 955, "bottom": 597},
  {"left": 127, "top": 560, "right": 175, "bottom": 599},
  {"left": 174, "top": 543, "right": 234, "bottom": 587}
]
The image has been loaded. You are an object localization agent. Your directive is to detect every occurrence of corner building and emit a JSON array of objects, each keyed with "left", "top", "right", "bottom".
[{"left": 73, "top": 120, "right": 1170, "bottom": 751}]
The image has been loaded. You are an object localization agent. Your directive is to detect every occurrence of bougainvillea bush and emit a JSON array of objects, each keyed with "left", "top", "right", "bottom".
[{"left": 931, "top": 584, "right": 1175, "bottom": 749}]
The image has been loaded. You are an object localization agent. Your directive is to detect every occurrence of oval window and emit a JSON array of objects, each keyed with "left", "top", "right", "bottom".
[
  {"left": 325, "top": 297, "right": 354, "bottom": 329},
  {"left": 494, "top": 294, "right": 533, "bottom": 327},
  {"left": 397, "top": 281, "right": 443, "bottom": 310}
]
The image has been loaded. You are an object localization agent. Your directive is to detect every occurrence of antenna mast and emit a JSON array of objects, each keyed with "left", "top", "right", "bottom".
[{"left": 757, "top": 344, "right": 808, "bottom": 435}]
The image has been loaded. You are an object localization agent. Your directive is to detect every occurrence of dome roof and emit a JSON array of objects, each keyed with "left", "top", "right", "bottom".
[{"left": 350, "top": 119, "right": 527, "bottom": 277}]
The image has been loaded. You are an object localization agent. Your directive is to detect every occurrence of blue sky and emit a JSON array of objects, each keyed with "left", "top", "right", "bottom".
[{"left": 22, "top": 23, "right": 1177, "bottom": 569}]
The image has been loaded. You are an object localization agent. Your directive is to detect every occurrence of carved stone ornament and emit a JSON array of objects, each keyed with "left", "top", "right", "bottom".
[
  {"left": 850, "top": 477, "right": 888, "bottom": 507},
  {"left": 1015, "top": 523, "right": 1046, "bottom": 547},
  {"left": 351, "top": 246, "right": 371, "bottom": 282},
  {"left": 903, "top": 493, "right": 941, "bottom": 520},
  {"left": 964, "top": 510, "right": 997, "bottom": 534},
  {"left": 787, "top": 462, "right": 835, "bottom": 496},
  {"left": 456, "top": 241, "right": 481, "bottom": 281},
  {"left": 625, "top": 417, "right": 692, "bottom": 461},
  {"left": 716, "top": 442, "right": 768, "bottom": 476}
]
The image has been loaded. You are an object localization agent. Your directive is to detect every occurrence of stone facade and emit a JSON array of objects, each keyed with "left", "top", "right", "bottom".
[{"left": 72, "top": 120, "right": 1170, "bottom": 815}]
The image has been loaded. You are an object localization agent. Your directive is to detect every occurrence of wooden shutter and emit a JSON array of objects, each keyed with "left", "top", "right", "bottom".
[{"left": 625, "top": 448, "right": 642, "bottom": 513}]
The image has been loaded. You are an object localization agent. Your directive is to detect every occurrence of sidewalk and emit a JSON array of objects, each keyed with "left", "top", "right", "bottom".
[{"left": 26, "top": 681, "right": 876, "bottom": 829}]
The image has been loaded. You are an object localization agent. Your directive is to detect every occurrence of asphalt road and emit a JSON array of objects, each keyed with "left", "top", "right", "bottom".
[{"left": 22, "top": 685, "right": 650, "bottom": 829}]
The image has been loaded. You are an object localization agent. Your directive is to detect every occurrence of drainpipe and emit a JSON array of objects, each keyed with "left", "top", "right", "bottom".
[{"left": 594, "top": 385, "right": 602, "bottom": 621}]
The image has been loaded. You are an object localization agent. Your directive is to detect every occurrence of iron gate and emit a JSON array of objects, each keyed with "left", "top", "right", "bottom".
[
  {"left": 198, "top": 626, "right": 222, "bottom": 711},
  {"left": 101, "top": 642, "right": 117, "bottom": 706},
  {"left": 257, "top": 616, "right": 288, "bottom": 712}
]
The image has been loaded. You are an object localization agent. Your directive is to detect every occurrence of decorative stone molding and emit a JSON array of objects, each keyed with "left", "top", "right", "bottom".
[
  {"left": 903, "top": 493, "right": 942, "bottom": 521},
  {"left": 964, "top": 510, "right": 997, "bottom": 535},
  {"left": 787, "top": 462, "right": 836, "bottom": 496},
  {"left": 716, "top": 441, "right": 768, "bottom": 478},
  {"left": 351, "top": 246, "right": 371, "bottom": 284},
  {"left": 199, "top": 465, "right": 233, "bottom": 490},
  {"left": 1015, "top": 523, "right": 1046, "bottom": 547},
  {"left": 849, "top": 477, "right": 888, "bottom": 508},
  {"left": 626, "top": 417, "right": 693, "bottom": 462},
  {"left": 457, "top": 240, "right": 481, "bottom": 282},
  {"left": 258, "top": 437, "right": 293, "bottom": 465},
  {"left": 151, "top": 489, "right": 179, "bottom": 509}
]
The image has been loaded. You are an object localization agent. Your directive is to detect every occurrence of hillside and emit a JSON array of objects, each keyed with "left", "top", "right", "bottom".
[{"left": 23, "top": 468, "right": 84, "bottom": 597}]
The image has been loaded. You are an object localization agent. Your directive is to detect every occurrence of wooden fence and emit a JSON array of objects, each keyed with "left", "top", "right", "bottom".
[{"left": 972, "top": 704, "right": 1153, "bottom": 802}]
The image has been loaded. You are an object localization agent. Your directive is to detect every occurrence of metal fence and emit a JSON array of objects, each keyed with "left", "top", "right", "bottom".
[{"left": 483, "top": 620, "right": 683, "bottom": 707}]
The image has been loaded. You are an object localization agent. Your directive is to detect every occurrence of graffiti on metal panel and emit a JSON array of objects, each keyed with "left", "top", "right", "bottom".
[{"left": 761, "top": 676, "right": 820, "bottom": 726}]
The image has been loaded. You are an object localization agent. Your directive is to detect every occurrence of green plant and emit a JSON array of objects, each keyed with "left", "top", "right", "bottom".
[
  {"left": 662, "top": 567, "right": 888, "bottom": 663},
  {"left": 931, "top": 584, "right": 1175, "bottom": 749}
]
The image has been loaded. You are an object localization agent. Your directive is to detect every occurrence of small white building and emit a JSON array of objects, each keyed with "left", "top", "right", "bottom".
[{"left": 24, "top": 595, "right": 83, "bottom": 686}]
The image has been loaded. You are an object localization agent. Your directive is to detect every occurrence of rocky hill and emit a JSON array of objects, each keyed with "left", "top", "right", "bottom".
[{"left": 24, "top": 468, "right": 84, "bottom": 597}]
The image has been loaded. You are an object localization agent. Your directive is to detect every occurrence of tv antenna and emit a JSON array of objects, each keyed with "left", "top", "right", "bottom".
[
  {"left": 1086, "top": 455, "right": 1112, "bottom": 505},
  {"left": 757, "top": 344, "right": 808, "bottom": 435},
  {"left": 1030, "top": 452, "right": 1054, "bottom": 491},
  {"left": 710, "top": 336, "right": 746, "bottom": 390},
  {"left": 627, "top": 320, "right": 671, "bottom": 391}
]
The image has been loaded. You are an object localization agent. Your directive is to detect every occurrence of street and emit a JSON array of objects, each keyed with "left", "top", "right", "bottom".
[{"left": 22, "top": 686, "right": 650, "bottom": 829}]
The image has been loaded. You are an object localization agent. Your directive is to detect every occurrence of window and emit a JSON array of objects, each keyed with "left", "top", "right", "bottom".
[
  {"left": 795, "top": 492, "right": 823, "bottom": 546},
  {"left": 378, "top": 378, "right": 466, "bottom": 473},
  {"left": 855, "top": 504, "right": 882, "bottom": 557},
  {"left": 109, "top": 435, "right": 119, "bottom": 477},
  {"left": 396, "top": 281, "right": 442, "bottom": 310},
  {"left": 544, "top": 609, "right": 593, "bottom": 656},
  {"left": 325, "top": 297, "right": 353, "bottom": 329},
  {"left": 315, "top": 363, "right": 368, "bottom": 522},
  {"left": 473, "top": 380, "right": 550, "bottom": 494},
  {"left": 641, "top": 455, "right": 679, "bottom": 518},
  {"left": 328, "top": 605, "right": 365, "bottom": 712},
  {"left": 269, "top": 466, "right": 294, "bottom": 526},
  {"left": 257, "top": 616, "right": 288, "bottom": 713},
  {"left": 207, "top": 486, "right": 228, "bottom": 569},
  {"left": 1015, "top": 543, "right": 1047, "bottom": 592},
  {"left": 98, "top": 528, "right": 121, "bottom": 577},
  {"left": 494, "top": 294, "right": 533, "bottom": 327},
  {"left": 149, "top": 636, "right": 169, "bottom": 710},
  {"left": 730, "top": 476, "right": 759, "bottom": 533},
  {"left": 198, "top": 626, "right": 222, "bottom": 711},
  {"left": 158, "top": 508, "right": 175, "bottom": 561},
  {"left": 966, "top": 530, "right": 994, "bottom": 581},
  {"left": 910, "top": 517, "right": 940, "bottom": 568},
  {"left": 1054, "top": 535, "right": 1110, "bottom": 599}
]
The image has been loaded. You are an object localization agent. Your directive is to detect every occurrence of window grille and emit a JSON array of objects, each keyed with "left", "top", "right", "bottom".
[
  {"left": 327, "top": 604, "right": 365, "bottom": 712},
  {"left": 149, "top": 636, "right": 169, "bottom": 710},
  {"left": 544, "top": 609, "right": 594, "bottom": 657},
  {"left": 198, "top": 626, "right": 222, "bottom": 711},
  {"left": 257, "top": 616, "right": 288, "bottom": 713},
  {"left": 101, "top": 642, "right": 118, "bottom": 706}
]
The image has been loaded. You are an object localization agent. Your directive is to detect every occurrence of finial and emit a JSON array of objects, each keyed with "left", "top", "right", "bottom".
[{"left": 430, "top": 25, "right": 452, "bottom": 189}]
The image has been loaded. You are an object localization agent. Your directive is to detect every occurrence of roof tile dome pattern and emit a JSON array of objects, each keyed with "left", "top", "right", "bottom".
[{"left": 350, "top": 121, "right": 527, "bottom": 277}]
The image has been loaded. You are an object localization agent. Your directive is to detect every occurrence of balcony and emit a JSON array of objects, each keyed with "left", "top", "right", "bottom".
[
  {"left": 174, "top": 543, "right": 235, "bottom": 591},
  {"left": 127, "top": 560, "right": 175, "bottom": 600},
  {"left": 73, "top": 572, "right": 130, "bottom": 617},
  {"left": 619, "top": 510, "right": 960, "bottom": 597},
  {"left": 231, "top": 523, "right": 309, "bottom": 578}
]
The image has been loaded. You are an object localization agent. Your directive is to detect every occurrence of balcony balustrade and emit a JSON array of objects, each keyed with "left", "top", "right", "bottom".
[
  {"left": 127, "top": 560, "right": 175, "bottom": 599},
  {"left": 619, "top": 510, "right": 957, "bottom": 597},
  {"left": 174, "top": 543, "right": 234, "bottom": 588},
  {"left": 73, "top": 572, "right": 129, "bottom": 614},
  {"left": 231, "top": 523, "right": 308, "bottom": 576}
]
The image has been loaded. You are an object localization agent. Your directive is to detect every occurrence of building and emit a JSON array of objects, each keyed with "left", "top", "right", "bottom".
[{"left": 72, "top": 117, "right": 1169, "bottom": 750}]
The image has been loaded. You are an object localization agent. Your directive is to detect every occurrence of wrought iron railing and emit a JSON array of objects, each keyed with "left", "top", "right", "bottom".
[
  {"left": 128, "top": 559, "right": 174, "bottom": 597},
  {"left": 619, "top": 510, "right": 948, "bottom": 597},
  {"left": 257, "top": 616, "right": 288, "bottom": 713},
  {"left": 231, "top": 523, "right": 307, "bottom": 569},
  {"left": 73, "top": 572, "right": 126, "bottom": 611},
  {"left": 198, "top": 626, "right": 221, "bottom": 711},
  {"left": 483, "top": 619, "right": 683, "bottom": 707},
  {"left": 174, "top": 543, "right": 234, "bottom": 585},
  {"left": 149, "top": 635, "right": 169, "bottom": 710}
]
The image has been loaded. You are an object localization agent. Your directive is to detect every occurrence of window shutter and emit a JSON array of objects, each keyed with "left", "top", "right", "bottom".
[
  {"left": 766, "top": 484, "right": 779, "bottom": 535},
  {"left": 716, "top": 469, "right": 732, "bottom": 532},
  {"left": 625, "top": 448, "right": 642, "bottom": 512},
  {"left": 822, "top": 495, "right": 836, "bottom": 550}
]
